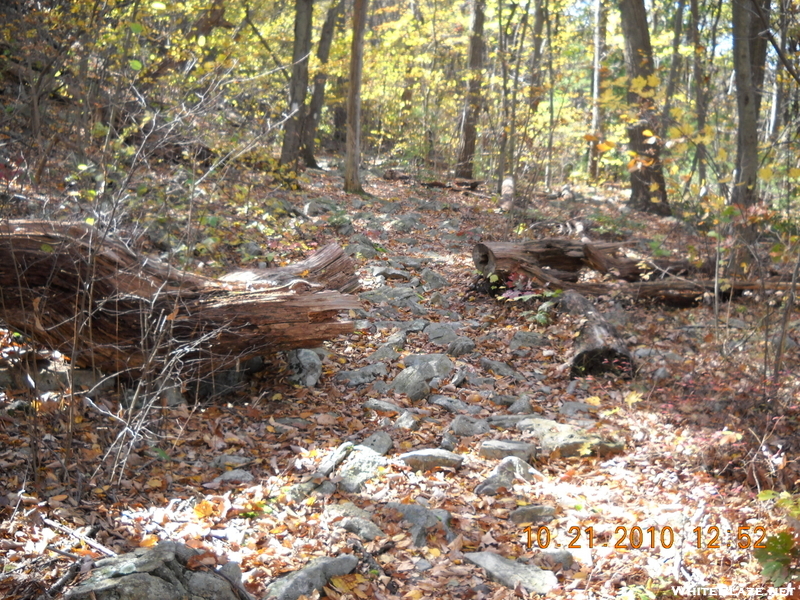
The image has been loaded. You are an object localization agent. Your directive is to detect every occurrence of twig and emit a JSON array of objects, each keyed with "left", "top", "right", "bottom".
[
  {"left": 42, "top": 517, "right": 116, "bottom": 557},
  {"left": 44, "top": 552, "right": 87, "bottom": 598},
  {"left": 773, "top": 247, "right": 800, "bottom": 381}
]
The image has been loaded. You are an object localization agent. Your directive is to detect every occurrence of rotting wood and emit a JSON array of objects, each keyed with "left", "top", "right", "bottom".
[
  {"left": 0, "top": 220, "right": 360, "bottom": 376},
  {"left": 472, "top": 238, "right": 626, "bottom": 276},
  {"left": 558, "top": 290, "right": 634, "bottom": 378}
]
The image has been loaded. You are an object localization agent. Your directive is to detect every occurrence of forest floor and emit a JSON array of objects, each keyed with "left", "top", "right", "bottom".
[{"left": 1, "top": 159, "right": 800, "bottom": 600}]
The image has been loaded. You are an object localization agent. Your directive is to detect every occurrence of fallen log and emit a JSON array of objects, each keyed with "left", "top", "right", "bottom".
[
  {"left": 559, "top": 290, "right": 634, "bottom": 378},
  {"left": 472, "top": 239, "right": 626, "bottom": 276},
  {"left": 0, "top": 220, "right": 360, "bottom": 376}
]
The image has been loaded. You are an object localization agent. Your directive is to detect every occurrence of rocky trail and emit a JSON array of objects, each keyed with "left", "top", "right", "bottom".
[{"left": 1, "top": 167, "right": 796, "bottom": 600}]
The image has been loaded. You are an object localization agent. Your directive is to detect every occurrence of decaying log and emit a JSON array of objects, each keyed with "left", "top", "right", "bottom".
[
  {"left": 581, "top": 241, "right": 692, "bottom": 282},
  {"left": 0, "top": 220, "right": 360, "bottom": 376},
  {"left": 473, "top": 239, "right": 626, "bottom": 276},
  {"left": 219, "top": 242, "right": 360, "bottom": 293},
  {"left": 559, "top": 290, "right": 634, "bottom": 378}
]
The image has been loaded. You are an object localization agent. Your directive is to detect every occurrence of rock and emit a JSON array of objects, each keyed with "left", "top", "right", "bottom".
[
  {"left": 516, "top": 416, "right": 625, "bottom": 458},
  {"left": 367, "top": 345, "right": 400, "bottom": 363},
  {"left": 428, "top": 394, "right": 482, "bottom": 415},
  {"left": 486, "top": 414, "right": 531, "bottom": 429},
  {"left": 360, "top": 431, "right": 393, "bottom": 455},
  {"left": 510, "top": 504, "right": 557, "bottom": 524},
  {"left": 391, "top": 367, "right": 431, "bottom": 400},
  {"left": 336, "top": 446, "right": 391, "bottom": 493},
  {"left": 386, "top": 502, "right": 455, "bottom": 546},
  {"left": 559, "top": 401, "right": 594, "bottom": 417},
  {"left": 478, "top": 440, "right": 536, "bottom": 462},
  {"left": 398, "top": 448, "right": 463, "bottom": 471},
  {"left": 371, "top": 266, "right": 412, "bottom": 280},
  {"left": 480, "top": 358, "right": 525, "bottom": 381},
  {"left": 324, "top": 501, "right": 372, "bottom": 521},
  {"left": 420, "top": 267, "right": 448, "bottom": 290},
  {"left": 509, "top": 330, "right": 549, "bottom": 351},
  {"left": 440, "top": 431, "right": 458, "bottom": 451},
  {"left": 210, "top": 454, "right": 251, "bottom": 469},
  {"left": 449, "top": 415, "right": 490, "bottom": 436},
  {"left": 424, "top": 322, "right": 458, "bottom": 346},
  {"left": 287, "top": 349, "right": 323, "bottom": 387},
  {"left": 342, "top": 516, "right": 385, "bottom": 541},
  {"left": 447, "top": 336, "right": 476, "bottom": 357},
  {"left": 464, "top": 551, "right": 558, "bottom": 595},
  {"left": 507, "top": 395, "right": 533, "bottom": 414},
  {"left": 318, "top": 442, "right": 355, "bottom": 476},
  {"left": 213, "top": 469, "right": 254, "bottom": 484},
  {"left": 265, "top": 555, "right": 359, "bottom": 600},
  {"left": 66, "top": 541, "right": 246, "bottom": 600},
  {"left": 362, "top": 399, "right": 404, "bottom": 414},
  {"left": 537, "top": 549, "right": 576, "bottom": 571},
  {"left": 488, "top": 393, "right": 517, "bottom": 406},
  {"left": 402, "top": 354, "right": 454, "bottom": 379},
  {"left": 334, "top": 363, "right": 388, "bottom": 387},
  {"left": 474, "top": 456, "right": 544, "bottom": 495},
  {"left": 345, "top": 243, "right": 378, "bottom": 259},
  {"left": 395, "top": 411, "right": 421, "bottom": 430}
]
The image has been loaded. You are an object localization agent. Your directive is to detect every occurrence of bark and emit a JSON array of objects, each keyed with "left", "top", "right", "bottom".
[
  {"left": 588, "top": 0, "right": 606, "bottom": 180},
  {"left": 559, "top": 290, "right": 634, "bottom": 378},
  {"left": 617, "top": 0, "right": 672, "bottom": 215},
  {"left": 344, "top": 0, "right": 369, "bottom": 193},
  {"left": 454, "top": 0, "right": 486, "bottom": 180},
  {"left": 731, "top": 0, "right": 771, "bottom": 211},
  {"left": 0, "top": 221, "right": 359, "bottom": 377},
  {"left": 301, "top": 0, "right": 345, "bottom": 168},
  {"left": 280, "top": 0, "right": 315, "bottom": 167},
  {"left": 689, "top": 0, "right": 708, "bottom": 184}
]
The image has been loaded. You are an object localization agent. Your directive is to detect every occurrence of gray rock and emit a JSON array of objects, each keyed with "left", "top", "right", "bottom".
[
  {"left": 464, "top": 551, "right": 558, "bottom": 595},
  {"left": 403, "top": 354, "right": 454, "bottom": 379},
  {"left": 324, "top": 501, "right": 371, "bottom": 521},
  {"left": 345, "top": 243, "right": 378, "bottom": 259},
  {"left": 210, "top": 454, "right": 251, "bottom": 469},
  {"left": 367, "top": 345, "right": 400, "bottom": 363},
  {"left": 398, "top": 448, "right": 463, "bottom": 471},
  {"left": 428, "top": 291, "right": 449, "bottom": 307},
  {"left": 537, "top": 549, "right": 576, "bottom": 571},
  {"left": 386, "top": 502, "right": 455, "bottom": 546},
  {"left": 391, "top": 367, "right": 431, "bottom": 400},
  {"left": 507, "top": 395, "right": 533, "bottom": 414},
  {"left": 510, "top": 504, "right": 556, "bottom": 524},
  {"left": 385, "top": 330, "right": 408, "bottom": 348},
  {"left": 334, "top": 363, "right": 388, "bottom": 387},
  {"left": 342, "top": 516, "right": 385, "bottom": 541},
  {"left": 440, "top": 431, "right": 458, "bottom": 451},
  {"left": 447, "top": 336, "right": 476, "bottom": 357},
  {"left": 287, "top": 349, "right": 323, "bottom": 387},
  {"left": 350, "top": 233, "right": 376, "bottom": 248},
  {"left": 360, "top": 431, "right": 393, "bottom": 455},
  {"left": 486, "top": 414, "right": 532, "bottom": 429},
  {"left": 395, "top": 411, "right": 421, "bottom": 430},
  {"left": 652, "top": 366, "right": 670, "bottom": 381},
  {"left": 425, "top": 322, "right": 458, "bottom": 345},
  {"left": 428, "top": 394, "right": 482, "bottom": 415},
  {"left": 65, "top": 542, "right": 245, "bottom": 600},
  {"left": 450, "top": 415, "right": 490, "bottom": 437},
  {"left": 474, "top": 456, "right": 544, "bottom": 496},
  {"left": 420, "top": 267, "right": 448, "bottom": 290},
  {"left": 478, "top": 440, "right": 536, "bottom": 462},
  {"left": 480, "top": 358, "right": 525, "bottom": 381},
  {"left": 336, "top": 446, "right": 391, "bottom": 493},
  {"left": 362, "top": 399, "right": 404, "bottom": 414},
  {"left": 488, "top": 393, "right": 517, "bottom": 406},
  {"left": 371, "top": 266, "right": 412, "bottom": 280},
  {"left": 265, "top": 555, "right": 359, "bottom": 600},
  {"left": 214, "top": 469, "right": 254, "bottom": 484},
  {"left": 559, "top": 401, "right": 594, "bottom": 417},
  {"left": 509, "top": 331, "right": 549, "bottom": 351},
  {"left": 318, "top": 442, "right": 354, "bottom": 476},
  {"left": 516, "top": 416, "right": 625, "bottom": 458}
]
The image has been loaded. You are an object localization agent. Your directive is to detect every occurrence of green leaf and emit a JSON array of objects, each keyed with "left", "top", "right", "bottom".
[
  {"left": 129, "top": 59, "right": 143, "bottom": 71},
  {"left": 129, "top": 22, "right": 144, "bottom": 34},
  {"left": 753, "top": 532, "right": 795, "bottom": 586},
  {"left": 40, "top": 244, "right": 54, "bottom": 253}
]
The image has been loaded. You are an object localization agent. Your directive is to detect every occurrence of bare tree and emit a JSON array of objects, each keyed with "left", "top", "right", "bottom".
[
  {"left": 344, "top": 0, "right": 369, "bottom": 193},
  {"left": 455, "top": 0, "right": 485, "bottom": 180},
  {"left": 279, "top": 0, "right": 314, "bottom": 168}
]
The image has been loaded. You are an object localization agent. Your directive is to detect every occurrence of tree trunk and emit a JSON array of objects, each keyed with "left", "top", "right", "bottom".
[
  {"left": 730, "top": 0, "right": 770, "bottom": 212},
  {"left": 344, "top": 0, "right": 368, "bottom": 194},
  {"left": 279, "top": 0, "right": 314, "bottom": 168},
  {"left": 588, "top": 0, "right": 606, "bottom": 180},
  {"left": 301, "top": 0, "right": 345, "bottom": 168},
  {"left": 617, "top": 0, "right": 672, "bottom": 216},
  {"left": 454, "top": 0, "right": 485, "bottom": 180},
  {"left": 689, "top": 0, "right": 709, "bottom": 185}
]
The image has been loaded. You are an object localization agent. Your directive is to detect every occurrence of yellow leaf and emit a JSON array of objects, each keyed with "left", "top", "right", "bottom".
[
  {"left": 647, "top": 74, "right": 660, "bottom": 87},
  {"left": 624, "top": 391, "right": 643, "bottom": 407},
  {"left": 49, "top": 494, "right": 68, "bottom": 502},
  {"left": 139, "top": 534, "right": 160, "bottom": 547},
  {"left": 649, "top": 182, "right": 660, "bottom": 192},
  {"left": 194, "top": 499, "right": 216, "bottom": 518},
  {"left": 642, "top": 129, "right": 654, "bottom": 137},
  {"left": 585, "top": 396, "right": 602, "bottom": 406},
  {"left": 759, "top": 166, "right": 774, "bottom": 182},
  {"left": 717, "top": 148, "right": 728, "bottom": 162},
  {"left": 146, "top": 477, "right": 162, "bottom": 489},
  {"left": 789, "top": 168, "right": 800, "bottom": 179},
  {"left": 584, "top": 134, "right": 599, "bottom": 142}
]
